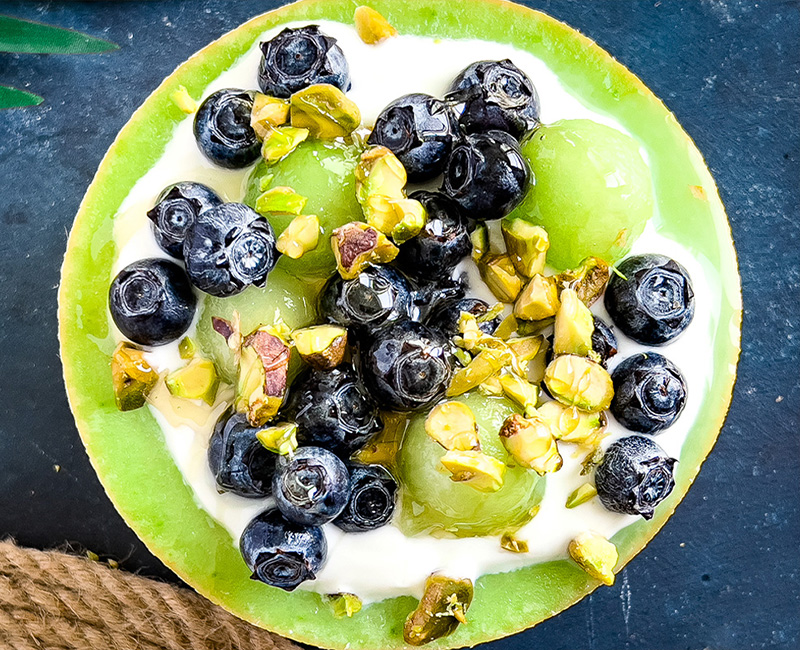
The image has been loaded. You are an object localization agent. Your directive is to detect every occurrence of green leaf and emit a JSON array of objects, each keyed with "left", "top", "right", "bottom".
[
  {"left": 0, "top": 15, "right": 118, "bottom": 54},
  {"left": 0, "top": 84, "right": 43, "bottom": 109}
]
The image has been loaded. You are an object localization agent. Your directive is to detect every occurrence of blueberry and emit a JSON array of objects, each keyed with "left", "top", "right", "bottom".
[
  {"left": 334, "top": 464, "right": 397, "bottom": 532},
  {"left": 109, "top": 258, "right": 196, "bottom": 346},
  {"left": 368, "top": 94, "right": 456, "bottom": 182},
  {"left": 446, "top": 59, "right": 540, "bottom": 140},
  {"left": 610, "top": 353, "right": 687, "bottom": 434},
  {"left": 595, "top": 435, "right": 677, "bottom": 520},
  {"left": 240, "top": 507, "right": 326, "bottom": 591},
  {"left": 604, "top": 254, "right": 695, "bottom": 345},
  {"left": 194, "top": 89, "right": 261, "bottom": 169},
  {"left": 410, "top": 276, "right": 467, "bottom": 323},
  {"left": 258, "top": 26, "right": 350, "bottom": 98},
  {"left": 183, "top": 203, "right": 277, "bottom": 297},
  {"left": 425, "top": 298, "right": 500, "bottom": 339},
  {"left": 360, "top": 320, "right": 454, "bottom": 412},
  {"left": 442, "top": 130, "right": 529, "bottom": 221},
  {"left": 591, "top": 315, "right": 618, "bottom": 367},
  {"left": 272, "top": 447, "right": 351, "bottom": 526},
  {"left": 146, "top": 182, "right": 222, "bottom": 259},
  {"left": 395, "top": 191, "right": 471, "bottom": 281},
  {"left": 283, "top": 363, "right": 382, "bottom": 458},
  {"left": 207, "top": 408, "right": 276, "bottom": 497}
]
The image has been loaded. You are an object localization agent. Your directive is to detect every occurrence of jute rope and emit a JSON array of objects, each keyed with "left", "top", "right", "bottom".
[{"left": 0, "top": 540, "right": 302, "bottom": 650}]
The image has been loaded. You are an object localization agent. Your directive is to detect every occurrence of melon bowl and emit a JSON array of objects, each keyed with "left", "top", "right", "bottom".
[{"left": 58, "top": 0, "right": 742, "bottom": 647}]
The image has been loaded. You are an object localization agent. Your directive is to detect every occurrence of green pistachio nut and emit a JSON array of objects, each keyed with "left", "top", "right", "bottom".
[
  {"left": 514, "top": 274, "right": 561, "bottom": 321},
  {"left": 557, "top": 256, "right": 610, "bottom": 307},
  {"left": 502, "top": 218, "right": 549, "bottom": 277},
  {"left": 111, "top": 342, "right": 158, "bottom": 411},
  {"left": 446, "top": 348, "right": 511, "bottom": 397},
  {"left": 291, "top": 324, "right": 347, "bottom": 370},
  {"left": 165, "top": 357, "right": 220, "bottom": 406},
  {"left": 389, "top": 197, "right": 427, "bottom": 244},
  {"left": 235, "top": 327, "right": 290, "bottom": 426},
  {"left": 172, "top": 85, "right": 197, "bottom": 114},
  {"left": 543, "top": 355, "right": 614, "bottom": 413},
  {"left": 568, "top": 531, "right": 618, "bottom": 586},
  {"left": 566, "top": 483, "right": 598, "bottom": 508},
  {"left": 499, "top": 413, "right": 562, "bottom": 475},
  {"left": 331, "top": 221, "right": 399, "bottom": 280},
  {"left": 354, "top": 6, "right": 398, "bottom": 44},
  {"left": 507, "top": 335, "right": 544, "bottom": 364},
  {"left": 256, "top": 422, "right": 298, "bottom": 455},
  {"left": 470, "top": 223, "right": 490, "bottom": 262},
  {"left": 251, "top": 93, "right": 290, "bottom": 139},
  {"left": 479, "top": 254, "right": 523, "bottom": 303},
  {"left": 500, "top": 532, "right": 529, "bottom": 553},
  {"left": 178, "top": 336, "right": 197, "bottom": 359},
  {"left": 255, "top": 186, "right": 307, "bottom": 216},
  {"left": 276, "top": 214, "right": 320, "bottom": 260},
  {"left": 326, "top": 592, "right": 363, "bottom": 618},
  {"left": 403, "top": 574, "right": 474, "bottom": 646},
  {"left": 478, "top": 374, "right": 504, "bottom": 397},
  {"left": 425, "top": 401, "right": 481, "bottom": 451},
  {"left": 260, "top": 125, "right": 309, "bottom": 164},
  {"left": 554, "top": 288, "right": 595, "bottom": 357},
  {"left": 537, "top": 400, "right": 607, "bottom": 445},
  {"left": 290, "top": 84, "right": 361, "bottom": 139},
  {"left": 440, "top": 449, "right": 506, "bottom": 492},
  {"left": 498, "top": 373, "right": 539, "bottom": 416},
  {"left": 493, "top": 313, "right": 518, "bottom": 340},
  {"left": 351, "top": 411, "right": 406, "bottom": 468}
]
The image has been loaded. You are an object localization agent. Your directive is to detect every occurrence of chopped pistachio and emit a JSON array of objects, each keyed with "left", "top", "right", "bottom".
[
  {"left": 454, "top": 312, "right": 484, "bottom": 351},
  {"left": 326, "top": 592, "right": 363, "bottom": 618},
  {"left": 501, "top": 218, "right": 549, "bottom": 277},
  {"left": 479, "top": 254, "right": 523, "bottom": 303},
  {"left": 290, "top": 83, "right": 361, "bottom": 139},
  {"left": 470, "top": 223, "right": 489, "bottom": 262},
  {"left": 260, "top": 125, "right": 309, "bottom": 164},
  {"left": 554, "top": 288, "right": 595, "bottom": 357},
  {"left": 440, "top": 450, "right": 506, "bottom": 492},
  {"left": 258, "top": 173, "right": 274, "bottom": 192},
  {"left": 517, "top": 316, "right": 555, "bottom": 337},
  {"left": 493, "top": 313, "right": 518, "bottom": 340},
  {"left": 568, "top": 531, "right": 618, "bottom": 586},
  {"left": 171, "top": 85, "right": 197, "bottom": 114},
  {"left": 500, "top": 533, "right": 529, "bottom": 553},
  {"left": 507, "top": 335, "right": 544, "bottom": 364},
  {"left": 388, "top": 197, "right": 427, "bottom": 244},
  {"left": 178, "top": 336, "right": 197, "bottom": 360},
  {"left": 291, "top": 324, "right": 347, "bottom": 370},
  {"left": 557, "top": 257, "right": 610, "bottom": 307},
  {"left": 354, "top": 6, "right": 398, "bottom": 43},
  {"left": 446, "top": 348, "right": 510, "bottom": 397},
  {"left": 566, "top": 483, "right": 598, "bottom": 508},
  {"left": 276, "top": 214, "right": 320, "bottom": 259},
  {"left": 514, "top": 274, "right": 560, "bottom": 321},
  {"left": 499, "top": 413, "right": 562, "bottom": 475},
  {"left": 331, "top": 221, "right": 399, "bottom": 279},
  {"left": 581, "top": 446, "right": 604, "bottom": 475},
  {"left": 403, "top": 575, "right": 474, "bottom": 646},
  {"left": 425, "top": 401, "right": 480, "bottom": 451},
  {"left": 111, "top": 343, "right": 158, "bottom": 411},
  {"left": 166, "top": 357, "right": 220, "bottom": 406},
  {"left": 453, "top": 347, "right": 472, "bottom": 367},
  {"left": 352, "top": 411, "right": 406, "bottom": 468},
  {"left": 251, "top": 93, "right": 290, "bottom": 138},
  {"left": 235, "top": 327, "right": 291, "bottom": 426},
  {"left": 544, "top": 355, "right": 614, "bottom": 413},
  {"left": 538, "top": 400, "right": 607, "bottom": 445},
  {"left": 255, "top": 186, "right": 307, "bottom": 215},
  {"left": 256, "top": 422, "right": 298, "bottom": 455},
  {"left": 498, "top": 373, "right": 539, "bottom": 416},
  {"left": 478, "top": 374, "right": 504, "bottom": 397}
]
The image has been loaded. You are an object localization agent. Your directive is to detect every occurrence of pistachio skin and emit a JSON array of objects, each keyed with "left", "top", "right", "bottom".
[
  {"left": 425, "top": 297, "right": 501, "bottom": 339},
  {"left": 193, "top": 89, "right": 261, "bottom": 169},
  {"left": 109, "top": 258, "right": 196, "bottom": 347},
  {"left": 240, "top": 507, "right": 326, "bottom": 591},
  {"left": 147, "top": 182, "right": 222, "bottom": 260},
  {"left": 334, "top": 464, "right": 398, "bottom": 532}
]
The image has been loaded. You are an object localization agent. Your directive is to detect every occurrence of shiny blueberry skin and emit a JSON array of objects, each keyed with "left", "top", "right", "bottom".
[
  {"left": 207, "top": 408, "right": 277, "bottom": 498},
  {"left": 591, "top": 316, "right": 618, "bottom": 367},
  {"left": 334, "top": 464, "right": 398, "bottom": 532},
  {"left": 109, "top": 258, "right": 196, "bottom": 347},
  {"left": 604, "top": 254, "right": 695, "bottom": 345},
  {"left": 194, "top": 89, "right": 261, "bottom": 169},
  {"left": 410, "top": 276, "right": 467, "bottom": 323},
  {"left": 146, "top": 182, "right": 222, "bottom": 259},
  {"left": 425, "top": 298, "right": 501, "bottom": 339},
  {"left": 183, "top": 203, "right": 277, "bottom": 297},
  {"left": 395, "top": 191, "right": 471, "bottom": 281},
  {"left": 611, "top": 353, "right": 687, "bottom": 434},
  {"left": 272, "top": 447, "right": 351, "bottom": 526},
  {"left": 446, "top": 59, "right": 540, "bottom": 140},
  {"left": 283, "top": 363, "right": 382, "bottom": 458},
  {"left": 240, "top": 507, "right": 326, "bottom": 591},
  {"left": 368, "top": 94, "right": 456, "bottom": 182},
  {"left": 595, "top": 435, "right": 677, "bottom": 520},
  {"left": 258, "top": 26, "right": 350, "bottom": 98},
  {"left": 442, "top": 130, "right": 530, "bottom": 221},
  {"left": 361, "top": 320, "right": 454, "bottom": 412}
]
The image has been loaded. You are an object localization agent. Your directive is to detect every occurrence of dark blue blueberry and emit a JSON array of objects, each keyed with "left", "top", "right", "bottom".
[
  {"left": 183, "top": 203, "right": 277, "bottom": 297},
  {"left": 595, "top": 435, "right": 677, "bottom": 520},
  {"left": 194, "top": 89, "right": 261, "bottom": 169},
  {"left": 604, "top": 254, "right": 695, "bottom": 345},
  {"left": 410, "top": 276, "right": 467, "bottom": 323},
  {"left": 207, "top": 408, "right": 277, "bottom": 498},
  {"left": 272, "top": 447, "right": 351, "bottom": 526},
  {"left": 283, "top": 363, "right": 382, "bottom": 459},
  {"left": 446, "top": 59, "right": 540, "bottom": 140},
  {"left": 240, "top": 507, "right": 326, "bottom": 591},
  {"left": 591, "top": 315, "right": 618, "bottom": 367},
  {"left": 334, "top": 464, "right": 397, "bottom": 532},
  {"left": 258, "top": 26, "right": 350, "bottom": 98},
  {"left": 146, "top": 182, "right": 222, "bottom": 259},
  {"left": 367, "top": 94, "right": 456, "bottom": 182},
  {"left": 611, "top": 353, "right": 687, "bottom": 434},
  {"left": 360, "top": 320, "right": 454, "bottom": 412},
  {"left": 395, "top": 191, "right": 471, "bottom": 281},
  {"left": 109, "top": 258, "right": 196, "bottom": 347},
  {"left": 442, "top": 130, "right": 529, "bottom": 221},
  {"left": 425, "top": 298, "right": 501, "bottom": 340}
]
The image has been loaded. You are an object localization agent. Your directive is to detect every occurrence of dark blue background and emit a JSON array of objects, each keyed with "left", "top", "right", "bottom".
[{"left": 0, "top": 1, "right": 797, "bottom": 648}]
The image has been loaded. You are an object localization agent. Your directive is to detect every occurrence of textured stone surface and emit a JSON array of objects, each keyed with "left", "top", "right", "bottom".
[{"left": 0, "top": 1, "right": 797, "bottom": 648}]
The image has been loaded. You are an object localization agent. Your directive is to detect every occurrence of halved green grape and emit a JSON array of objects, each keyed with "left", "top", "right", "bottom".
[
  {"left": 507, "top": 119, "right": 653, "bottom": 270},
  {"left": 245, "top": 139, "right": 362, "bottom": 278},
  {"left": 397, "top": 393, "right": 544, "bottom": 537}
]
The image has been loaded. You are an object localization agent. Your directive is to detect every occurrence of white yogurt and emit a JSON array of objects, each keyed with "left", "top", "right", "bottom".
[{"left": 110, "top": 21, "right": 720, "bottom": 604}]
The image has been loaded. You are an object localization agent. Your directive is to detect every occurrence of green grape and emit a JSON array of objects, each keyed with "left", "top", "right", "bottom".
[
  {"left": 195, "top": 268, "right": 319, "bottom": 383},
  {"left": 507, "top": 119, "right": 654, "bottom": 270},
  {"left": 245, "top": 140, "right": 363, "bottom": 278},
  {"left": 396, "top": 393, "right": 544, "bottom": 537}
]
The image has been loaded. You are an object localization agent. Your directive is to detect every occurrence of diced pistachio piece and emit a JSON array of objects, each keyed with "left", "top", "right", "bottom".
[
  {"left": 352, "top": 411, "right": 406, "bottom": 468},
  {"left": 331, "top": 222, "right": 399, "bottom": 280},
  {"left": 166, "top": 357, "right": 220, "bottom": 406},
  {"left": 557, "top": 257, "right": 610, "bottom": 307},
  {"left": 256, "top": 422, "right": 298, "bottom": 455},
  {"left": 259, "top": 173, "right": 274, "bottom": 192},
  {"left": 453, "top": 348, "right": 472, "bottom": 367},
  {"left": 425, "top": 401, "right": 480, "bottom": 451},
  {"left": 507, "top": 335, "right": 544, "bottom": 363},
  {"left": 566, "top": 483, "right": 598, "bottom": 508},
  {"left": 356, "top": 146, "right": 407, "bottom": 201},
  {"left": 493, "top": 313, "right": 518, "bottom": 340},
  {"left": 500, "top": 532, "right": 529, "bottom": 553},
  {"left": 235, "top": 327, "right": 291, "bottom": 426},
  {"left": 440, "top": 450, "right": 506, "bottom": 492},
  {"left": 514, "top": 274, "right": 560, "bottom": 321},
  {"left": 276, "top": 214, "right": 320, "bottom": 259},
  {"left": 389, "top": 197, "right": 427, "bottom": 244},
  {"left": 260, "top": 125, "right": 309, "bottom": 164},
  {"left": 477, "top": 303, "right": 505, "bottom": 324},
  {"left": 171, "top": 85, "right": 197, "bottom": 114},
  {"left": 326, "top": 592, "right": 363, "bottom": 618},
  {"left": 580, "top": 446, "right": 605, "bottom": 475},
  {"left": 290, "top": 83, "right": 361, "bottom": 139},
  {"left": 446, "top": 348, "right": 510, "bottom": 397},
  {"left": 403, "top": 575, "right": 474, "bottom": 646},
  {"left": 111, "top": 343, "right": 158, "bottom": 411},
  {"left": 478, "top": 374, "right": 504, "bottom": 397},
  {"left": 178, "top": 336, "right": 197, "bottom": 359},
  {"left": 517, "top": 316, "right": 555, "bottom": 337},
  {"left": 498, "top": 373, "right": 539, "bottom": 416},
  {"left": 251, "top": 93, "right": 290, "bottom": 138},
  {"left": 354, "top": 6, "right": 398, "bottom": 43},
  {"left": 554, "top": 288, "right": 595, "bottom": 357},
  {"left": 537, "top": 400, "right": 607, "bottom": 445},
  {"left": 544, "top": 355, "right": 614, "bottom": 413},
  {"left": 255, "top": 186, "right": 307, "bottom": 215},
  {"left": 501, "top": 218, "right": 549, "bottom": 277},
  {"left": 479, "top": 254, "right": 523, "bottom": 303},
  {"left": 291, "top": 324, "right": 347, "bottom": 370},
  {"left": 568, "top": 531, "right": 618, "bottom": 586},
  {"left": 454, "top": 312, "right": 484, "bottom": 351},
  {"left": 499, "top": 413, "right": 562, "bottom": 475},
  {"left": 470, "top": 223, "right": 489, "bottom": 262}
]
